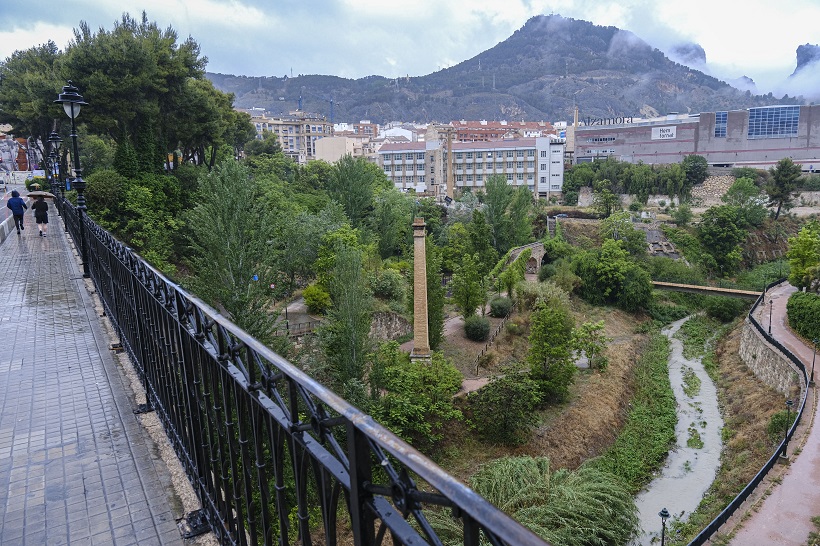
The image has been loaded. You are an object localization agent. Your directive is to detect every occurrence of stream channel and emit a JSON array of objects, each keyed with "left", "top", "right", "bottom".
[{"left": 631, "top": 315, "right": 724, "bottom": 545}]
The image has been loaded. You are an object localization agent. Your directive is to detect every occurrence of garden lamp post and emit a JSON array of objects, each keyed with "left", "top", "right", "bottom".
[
  {"left": 768, "top": 300, "right": 773, "bottom": 335},
  {"left": 782, "top": 399, "right": 794, "bottom": 459},
  {"left": 55, "top": 81, "right": 89, "bottom": 278},
  {"left": 659, "top": 507, "right": 670, "bottom": 546},
  {"left": 811, "top": 338, "right": 818, "bottom": 386},
  {"left": 47, "top": 131, "right": 62, "bottom": 215}
]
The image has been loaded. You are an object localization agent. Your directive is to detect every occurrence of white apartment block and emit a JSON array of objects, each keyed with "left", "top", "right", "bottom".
[
  {"left": 378, "top": 135, "right": 565, "bottom": 202},
  {"left": 249, "top": 111, "right": 332, "bottom": 164}
]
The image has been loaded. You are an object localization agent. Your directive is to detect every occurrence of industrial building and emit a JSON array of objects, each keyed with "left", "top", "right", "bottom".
[{"left": 572, "top": 104, "right": 820, "bottom": 171}]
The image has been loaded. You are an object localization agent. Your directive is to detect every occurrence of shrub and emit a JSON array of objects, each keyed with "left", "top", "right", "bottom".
[
  {"left": 489, "top": 296, "right": 513, "bottom": 318},
  {"left": 767, "top": 409, "right": 797, "bottom": 445},
  {"left": 787, "top": 291, "right": 820, "bottom": 341},
  {"left": 303, "top": 284, "right": 331, "bottom": 315},
  {"left": 703, "top": 296, "right": 748, "bottom": 322},
  {"left": 537, "top": 263, "right": 556, "bottom": 282},
  {"left": 370, "top": 269, "right": 406, "bottom": 302},
  {"left": 464, "top": 315, "right": 491, "bottom": 341},
  {"left": 469, "top": 374, "right": 541, "bottom": 445}
]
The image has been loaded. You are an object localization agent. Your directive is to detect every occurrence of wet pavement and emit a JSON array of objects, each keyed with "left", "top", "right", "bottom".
[
  {"left": 728, "top": 283, "right": 820, "bottom": 545},
  {"left": 0, "top": 197, "right": 185, "bottom": 545}
]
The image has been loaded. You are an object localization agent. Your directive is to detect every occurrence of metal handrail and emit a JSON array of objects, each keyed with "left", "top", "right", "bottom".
[
  {"left": 59, "top": 198, "right": 549, "bottom": 546},
  {"left": 687, "top": 278, "right": 808, "bottom": 545}
]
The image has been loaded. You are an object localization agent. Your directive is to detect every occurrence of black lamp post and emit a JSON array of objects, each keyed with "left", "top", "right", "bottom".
[
  {"left": 55, "top": 81, "right": 89, "bottom": 278},
  {"left": 47, "top": 131, "right": 62, "bottom": 216},
  {"left": 781, "top": 399, "right": 794, "bottom": 459},
  {"left": 811, "top": 338, "right": 818, "bottom": 387},
  {"left": 768, "top": 300, "right": 774, "bottom": 335},
  {"left": 659, "top": 507, "right": 670, "bottom": 546}
]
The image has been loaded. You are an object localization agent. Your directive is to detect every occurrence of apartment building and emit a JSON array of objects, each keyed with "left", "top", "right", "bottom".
[
  {"left": 378, "top": 132, "right": 565, "bottom": 202},
  {"left": 249, "top": 110, "right": 332, "bottom": 164},
  {"left": 450, "top": 119, "right": 555, "bottom": 142}
]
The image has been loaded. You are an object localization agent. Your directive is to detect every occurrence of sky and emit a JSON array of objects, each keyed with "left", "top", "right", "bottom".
[{"left": 2, "top": 0, "right": 819, "bottom": 99}]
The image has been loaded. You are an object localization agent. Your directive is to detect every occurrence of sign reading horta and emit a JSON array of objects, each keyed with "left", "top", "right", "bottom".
[{"left": 651, "top": 126, "right": 677, "bottom": 140}]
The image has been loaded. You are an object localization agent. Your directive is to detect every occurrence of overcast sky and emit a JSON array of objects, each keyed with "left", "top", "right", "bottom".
[{"left": 2, "top": 0, "right": 819, "bottom": 99}]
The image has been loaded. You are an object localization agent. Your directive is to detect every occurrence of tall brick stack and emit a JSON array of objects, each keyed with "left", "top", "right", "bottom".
[{"left": 411, "top": 217, "right": 431, "bottom": 361}]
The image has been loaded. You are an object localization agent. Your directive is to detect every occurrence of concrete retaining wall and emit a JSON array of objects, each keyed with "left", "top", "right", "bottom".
[{"left": 739, "top": 318, "right": 802, "bottom": 395}]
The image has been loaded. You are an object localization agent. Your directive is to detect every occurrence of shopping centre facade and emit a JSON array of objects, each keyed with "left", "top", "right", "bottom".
[{"left": 572, "top": 104, "right": 820, "bottom": 172}]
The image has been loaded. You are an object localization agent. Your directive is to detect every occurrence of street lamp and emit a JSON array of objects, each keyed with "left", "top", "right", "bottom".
[
  {"left": 47, "top": 131, "right": 62, "bottom": 216},
  {"left": 55, "top": 81, "right": 89, "bottom": 278},
  {"left": 768, "top": 300, "right": 774, "bottom": 335},
  {"left": 659, "top": 507, "right": 670, "bottom": 546},
  {"left": 811, "top": 338, "right": 818, "bottom": 386},
  {"left": 781, "top": 399, "right": 794, "bottom": 459}
]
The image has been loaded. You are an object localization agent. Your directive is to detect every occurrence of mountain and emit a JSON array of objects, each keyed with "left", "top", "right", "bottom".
[{"left": 207, "top": 15, "right": 804, "bottom": 125}]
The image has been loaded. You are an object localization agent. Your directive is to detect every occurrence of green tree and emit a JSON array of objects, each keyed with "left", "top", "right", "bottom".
[
  {"left": 245, "top": 130, "right": 282, "bottom": 156},
  {"left": 682, "top": 154, "right": 709, "bottom": 188},
  {"left": 670, "top": 203, "right": 693, "bottom": 226},
  {"left": 450, "top": 253, "right": 485, "bottom": 319},
  {"left": 722, "top": 176, "right": 767, "bottom": 227},
  {"left": 425, "top": 241, "right": 446, "bottom": 351},
  {"left": 572, "top": 320, "right": 610, "bottom": 370},
  {"left": 320, "top": 247, "right": 373, "bottom": 403},
  {"left": 184, "top": 160, "right": 280, "bottom": 342},
  {"left": 276, "top": 204, "right": 346, "bottom": 291},
  {"left": 787, "top": 221, "right": 820, "bottom": 289},
  {"left": 600, "top": 210, "right": 646, "bottom": 257},
  {"left": 327, "top": 154, "right": 390, "bottom": 229},
  {"left": 766, "top": 157, "right": 803, "bottom": 220},
  {"left": 371, "top": 188, "right": 413, "bottom": 258},
  {"left": 697, "top": 205, "right": 747, "bottom": 275},
  {"left": 483, "top": 175, "right": 532, "bottom": 254},
  {"left": 592, "top": 183, "right": 620, "bottom": 218},
  {"left": 527, "top": 302, "right": 576, "bottom": 402},
  {"left": 466, "top": 209, "right": 500, "bottom": 276},
  {"left": 470, "top": 373, "right": 541, "bottom": 445}
]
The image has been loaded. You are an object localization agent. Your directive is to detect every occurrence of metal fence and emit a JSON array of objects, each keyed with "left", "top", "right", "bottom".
[
  {"left": 60, "top": 199, "right": 549, "bottom": 546},
  {"left": 686, "top": 278, "right": 808, "bottom": 546}
]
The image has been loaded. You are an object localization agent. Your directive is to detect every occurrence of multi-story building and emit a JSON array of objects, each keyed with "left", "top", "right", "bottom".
[
  {"left": 572, "top": 104, "right": 820, "bottom": 171},
  {"left": 378, "top": 130, "right": 565, "bottom": 202},
  {"left": 450, "top": 119, "right": 555, "bottom": 142},
  {"left": 249, "top": 110, "right": 332, "bottom": 164}
]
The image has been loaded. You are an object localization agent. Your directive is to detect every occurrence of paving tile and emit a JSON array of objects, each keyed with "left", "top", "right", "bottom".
[{"left": 0, "top": 207, "right": 185, "bottom": 545}]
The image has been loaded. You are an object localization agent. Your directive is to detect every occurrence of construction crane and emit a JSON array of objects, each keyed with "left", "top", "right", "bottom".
[{"left": 304, "top": 89, "right": 337, "bottom": 125}]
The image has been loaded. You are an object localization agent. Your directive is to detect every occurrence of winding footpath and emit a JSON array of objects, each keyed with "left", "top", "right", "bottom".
[
  {"left": 632, "top": 316, "right": 724, "bottom": 545},
  {"left": 728, "top": 283, "right": 820, "bottom": 545}
]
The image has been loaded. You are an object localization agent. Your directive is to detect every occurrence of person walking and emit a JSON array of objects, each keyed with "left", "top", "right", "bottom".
[
  {"left": 6, "top": 189, "right": 27, "bottom": 234},
  {"left": 31, "top": 195, "right": 49, "bottom": 237}
]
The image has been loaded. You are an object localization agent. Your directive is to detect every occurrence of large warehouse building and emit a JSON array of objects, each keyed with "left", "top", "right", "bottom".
[{"left": 573, "top": 104, "right": 820, "bottom": 171}]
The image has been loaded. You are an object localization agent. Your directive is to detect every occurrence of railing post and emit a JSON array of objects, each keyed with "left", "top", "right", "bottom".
[{"left": 348, "top": 425, "right": 376, "bottom": 546}]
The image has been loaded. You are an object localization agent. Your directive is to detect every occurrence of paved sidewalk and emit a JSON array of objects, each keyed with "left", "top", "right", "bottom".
[
  {"left": 729, "top": 283, "right": 820, "bottom": 545},
  {"left": 0, "top": 208, "right": 185, "bottom": 544}
]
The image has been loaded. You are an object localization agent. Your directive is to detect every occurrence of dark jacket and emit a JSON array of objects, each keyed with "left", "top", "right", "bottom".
[
  {"left": 6, "top": 196, "right": 27, "bottom": 216},
  {"left": 32, "top": 199, "right": 49, "bottom": 219}
]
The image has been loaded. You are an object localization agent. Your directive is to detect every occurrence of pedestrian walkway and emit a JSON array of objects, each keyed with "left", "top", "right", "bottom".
[
  {"left": 728, "top": 283, "right": 820, "bottom": 545},
  {"left": 0, "top": 207, "right": 185, "bottom": 544}
]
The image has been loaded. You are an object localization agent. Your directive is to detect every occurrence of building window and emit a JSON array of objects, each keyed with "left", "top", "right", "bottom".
[
  {"left": 527, "top": 161, "right": 534, "bottom": 168},
  {"left": 466, "top": 152, "right": 473, "bottom": 159},
  {"left": 507, "top": 173, "right": 514, "bottom": 181},
  {"left": 406, "top": 153, "right": 414, "bottom": 160},
  {"left": 540, "top": 176, "right": 546, "bottom": 184},
  {"left": 506, "top": 161, "right": 513, "bottom": 169},
  {"left": 527, "top": 150, "right": 534, "bottom": 157},
  {"left": 748, "top": 106, "right": 800, "bottom": 139},
  {"left": 507, "top": 151, "right": 514, "bottom": 158},
  {"left": 455, "top": 152, "right": 463, "bottom": 159},
  {"left": 517, "top": 161, "right": 524, "bottom": 169},
  {"left": 416, "top": 152, "right": 425, "bottom": 159},
  {"left": 517, "top": 173, "right": 524, "bottom": 181},
  {"left": 384, "top": 166, "right": 392, "bottom": 172},
  {"left": 715, "top": 111, "right": 727, "bottom": 138},
  {"left": 407, "top": 176, "right": 414, "bottom": 184},
  {"left": 497, "top": 151, "right": 505, "bottom": 158},
  {"left": 541, "top": 163, "right": 547, "bottom": 170},
  {"left": 456, "top": 175, "right": 463, "bottom": 182},
  {"left": 419, "top": 175, "right": 425, "bottom": 183},
  {"left": 396, "top": 177, "right": 403, "bottom": 183},
  {"left": 541, "top": 150, "right": 547, "bottom": 158},
  {"left": 516, "top": 150, "right": 524, "bottom": 158},
  {"left": 476, "top": 152, "right": 483, "bottom": 158},
  {"left": 466, "top": 175, "right": 473, "bottom": 182},
  {"left": 586, "top": 136, "right": 616, "bottom": 143}
]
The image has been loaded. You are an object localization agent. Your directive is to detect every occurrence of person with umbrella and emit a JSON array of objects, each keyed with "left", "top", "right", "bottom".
[
  {"left": 31, "top": 195, "right": 49, "bottom": 237},
  {"left": 6, "top": 189, "right": 27, "bottom": 234}
]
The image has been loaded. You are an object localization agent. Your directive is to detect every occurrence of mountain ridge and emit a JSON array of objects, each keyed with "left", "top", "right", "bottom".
[{"left": 207, "top": 15, "right": 811, "bottom": 125}]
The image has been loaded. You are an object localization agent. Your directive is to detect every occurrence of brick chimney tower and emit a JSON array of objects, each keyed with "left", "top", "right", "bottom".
[{"left": 411, "top": 217, "right": 431, "bottom": 361}]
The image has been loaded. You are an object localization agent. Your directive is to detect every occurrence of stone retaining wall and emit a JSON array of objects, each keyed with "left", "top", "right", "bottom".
[
  {"left": 370, "top": 311, "right": 411, "bottom": 341},
  {"left": 739, "top": 318, "right": 802, "bottom": 396}
]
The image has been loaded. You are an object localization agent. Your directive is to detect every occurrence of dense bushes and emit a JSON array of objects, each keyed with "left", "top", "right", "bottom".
[
  {"left": 703, "top": 296, "right": 748, "bottom": 322},
  {"left": 303, "top": 284, "right": 331, "bottom": 315},
  {"left": 489, "top": 296, "right": 513, "bottom": 317},
  {"left": 469, "top": 373, "right": 541, "bottom": 445},
  {"left": 787, "top": 291, "right": 820, "bottom": 341},
  {"left": 464, "top": 315, "right": 491, "bottom": 341}
]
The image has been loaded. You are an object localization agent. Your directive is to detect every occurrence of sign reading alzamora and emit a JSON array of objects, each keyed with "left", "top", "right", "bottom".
[{"left": 583, "top": 116, "right": 634, "bottom": 125}]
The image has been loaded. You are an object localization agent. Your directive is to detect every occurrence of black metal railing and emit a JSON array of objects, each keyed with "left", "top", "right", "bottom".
[
  {"left": 59, "top": 199, "right": 549, "bottom": 546},
  {"left": 687, "top": 278, "right": 808, "bottom": 546}
]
